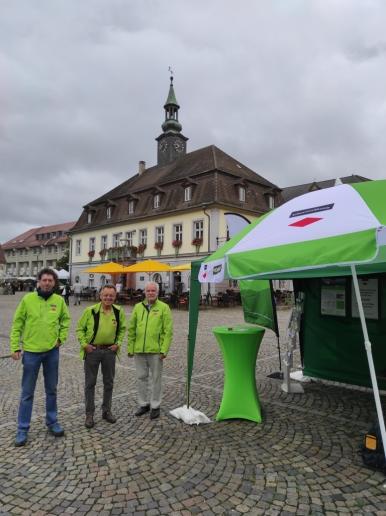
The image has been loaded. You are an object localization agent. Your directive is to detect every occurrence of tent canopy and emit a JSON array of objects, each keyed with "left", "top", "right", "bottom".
[
  {"left": 199, "top": 180, "right": 386, "bottom": 282},
  {"left": 198, "top": 179, "right": 386, "bottom": 460}
]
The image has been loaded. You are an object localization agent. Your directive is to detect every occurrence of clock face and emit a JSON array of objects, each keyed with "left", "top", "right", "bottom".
[
  {"left": 159, "top": 141, "right": 168, "bottom": 152},
  {"left": 173, "top": 141, "right": 184, "bottom": 153}
]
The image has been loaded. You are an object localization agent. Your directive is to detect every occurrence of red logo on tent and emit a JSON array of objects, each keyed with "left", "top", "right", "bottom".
[{"left": 289, "top": 217, "right": 322, "bottom": 227}]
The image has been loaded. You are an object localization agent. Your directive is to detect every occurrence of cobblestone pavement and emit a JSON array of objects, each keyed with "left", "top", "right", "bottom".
[{"left": 0, "top": 293, "right": 385, "bottom": 515}]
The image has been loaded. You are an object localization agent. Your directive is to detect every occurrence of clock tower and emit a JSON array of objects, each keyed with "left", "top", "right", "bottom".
[{"left": 156, "top": 75, "right": 188, "bottom": 166}]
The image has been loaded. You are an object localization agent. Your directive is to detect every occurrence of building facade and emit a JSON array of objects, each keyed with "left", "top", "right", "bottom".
[
  {"left": 70, "top": 77, "right": 281, "bottom": 292},
  {"left": 2, "top": 222, "right": 75, "bottom": 278},
  {"left": 0, "top": 245, "right": 6, "bottom": 279}
]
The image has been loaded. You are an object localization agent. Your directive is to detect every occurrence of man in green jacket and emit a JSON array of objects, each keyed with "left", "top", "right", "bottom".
[
  {"left": 127, "top": 281, "right": 173, "bottom": 419},
  {"left": 76, "top": 285, "right": 126, "bottom": 429},
  {"left": 10, "top": 268, "right": 70, "bottom": 447}
]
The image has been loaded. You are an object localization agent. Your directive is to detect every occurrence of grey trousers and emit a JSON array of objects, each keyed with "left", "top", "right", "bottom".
[
  {"left": 134, "top": 353, "right": 163, "bottom": 409},
  {"left": 84, "top": 348, "right": 116, "bottom": 414}
]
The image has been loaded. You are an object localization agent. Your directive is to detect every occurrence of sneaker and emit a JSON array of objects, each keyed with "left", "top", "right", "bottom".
[
  {"left": 85, "top": 414, "right": 94, "bottom": 429},
  {"left": 102, "top": 411, "right": 117, "bottom": 424},
  {"left": 15, "top": 430, "right": 28, "bottom": 447},
  {"left": 48, "top": 422, "right": 65, "bottom": 437},
  {"left": 150, "top": 407, "right": 160, "bottom": 420},
  {"left": 135, "top": 405, "right": 150, "bottom": 417}
]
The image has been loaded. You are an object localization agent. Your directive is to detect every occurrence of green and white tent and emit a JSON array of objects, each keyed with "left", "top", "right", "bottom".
[{"left": 199, "top": 179, "right": 386, "bottom": 458}]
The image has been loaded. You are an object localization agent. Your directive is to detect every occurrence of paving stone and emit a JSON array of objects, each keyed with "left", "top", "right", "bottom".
[{"left": 0, "top": 297, "right": 386, "bottom": 514}]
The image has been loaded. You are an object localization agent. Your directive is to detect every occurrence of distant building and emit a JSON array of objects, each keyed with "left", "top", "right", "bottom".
[
  {"left": 2, "top": 221, "right": 75, "bottom": 279},
  {"left": 70, "top": 77, "right": 281, "bottom": 292},
  {"left": 0, "top": 245, "right": 6, "bottom": 279},
  {"left": 281, "top": 175, "right": 369, "bottom": 202}
]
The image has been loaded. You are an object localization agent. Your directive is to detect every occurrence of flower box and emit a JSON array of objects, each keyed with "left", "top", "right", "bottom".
[{"left": 191, "top": 237, "right": 203, "bottom": 247}]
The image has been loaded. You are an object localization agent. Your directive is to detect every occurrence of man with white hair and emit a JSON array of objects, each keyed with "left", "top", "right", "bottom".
[{"left": 127, "top": 281, "right": 173, "bottom": 419}]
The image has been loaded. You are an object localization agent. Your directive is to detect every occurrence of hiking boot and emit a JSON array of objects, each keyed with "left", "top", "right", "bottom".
[
  {"left": 48, "top": 422, "right": 64, "bottom": 437},
  {"left": 15, "top": 430, "right": 28, "bottom": 447},
  {"left": 135, "top": 405, "right": 150, "bottom": 417},
  {"left": 150, "top": 407, "right": 160, "bottom": 420},
  {"left": 102, "top": 411, "right": 117, "bottom": 424},
  {"left": 85, "top": 414, "right": 94, "bottom": 429}
]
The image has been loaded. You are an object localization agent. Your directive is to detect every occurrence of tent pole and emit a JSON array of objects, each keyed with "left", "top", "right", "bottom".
[{"left": 351, "top": 265, "right": 386, "bottom": 459}]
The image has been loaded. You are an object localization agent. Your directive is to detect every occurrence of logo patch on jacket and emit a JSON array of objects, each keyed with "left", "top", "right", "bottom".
[{"left": 50, "top": 304, "right": 57, "bottom": 312}]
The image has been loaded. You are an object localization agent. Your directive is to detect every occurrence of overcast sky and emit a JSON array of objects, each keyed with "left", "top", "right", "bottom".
[{"left": 1, "top": 0, "right": 386, "bottom": 243}]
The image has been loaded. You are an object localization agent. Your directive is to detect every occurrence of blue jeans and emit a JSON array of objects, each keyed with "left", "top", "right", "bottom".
[{"left": 18, "top": 347, "right": 60, "bottom": 431}]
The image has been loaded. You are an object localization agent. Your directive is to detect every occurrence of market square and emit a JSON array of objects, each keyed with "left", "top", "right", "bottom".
[{"left": 1, "top": 293, "right": 385, "bottom": 515}]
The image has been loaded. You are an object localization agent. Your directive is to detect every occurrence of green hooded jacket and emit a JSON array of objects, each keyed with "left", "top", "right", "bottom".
[
  {"left": 127, "top": 299, "right": 173, "bottom": 355},
  {"left": 10, "top": 292, "right": 71, "bottom": 353}
]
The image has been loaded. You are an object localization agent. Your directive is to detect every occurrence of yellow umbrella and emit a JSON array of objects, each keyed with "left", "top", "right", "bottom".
[
  {"left": 122, "top": 259, "right": 172, "bottom": 273},
  {"left": 86, "top": 262, "right": 127, "bottom": 274},
  {"left": 168, "top": 263, "right": 191, "bottom": 271}
]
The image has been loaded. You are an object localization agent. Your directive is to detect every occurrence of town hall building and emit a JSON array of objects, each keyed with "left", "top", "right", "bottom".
[{"left": 69, "top": 77, "right": 282, "bottom": 292}]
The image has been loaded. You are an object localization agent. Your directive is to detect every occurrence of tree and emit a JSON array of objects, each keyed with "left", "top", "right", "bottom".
[{"left": 56, "top": 249, "right": 69, "bottom": 271}]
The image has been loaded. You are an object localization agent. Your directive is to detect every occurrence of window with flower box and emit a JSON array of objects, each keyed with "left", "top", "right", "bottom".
[{"left": 193, "top": 220, "right": 204, "bottom": 240}]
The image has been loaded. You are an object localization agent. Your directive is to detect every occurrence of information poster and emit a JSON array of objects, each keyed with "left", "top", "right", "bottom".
[
  {"left": 321, "top": 285, "right": 346, "bottom": 317},
  {"left": 351, "top": 278, "right": 379, "bottom": 320}
]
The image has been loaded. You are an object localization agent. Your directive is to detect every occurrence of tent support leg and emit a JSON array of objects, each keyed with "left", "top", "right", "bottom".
[{"left": 351, "top": 265, "right": 386, "bottom": 460}]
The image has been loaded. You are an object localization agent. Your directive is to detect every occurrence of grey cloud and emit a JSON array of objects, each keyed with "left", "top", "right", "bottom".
[{"left": 1, "top": 0, "right": 386, "bottom": 242}]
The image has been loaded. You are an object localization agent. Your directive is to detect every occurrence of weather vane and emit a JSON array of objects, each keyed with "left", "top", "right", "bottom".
[{"left": 168, "top": 66, "right": 174, "bottom": 82}]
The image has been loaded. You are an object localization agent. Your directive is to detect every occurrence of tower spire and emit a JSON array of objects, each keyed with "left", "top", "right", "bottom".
[
  {"left": 162, "top": 74, "right": 182, "bottom": 133},
  {"left": 156, "top": 71, "right": 188, "bottom": 166}
]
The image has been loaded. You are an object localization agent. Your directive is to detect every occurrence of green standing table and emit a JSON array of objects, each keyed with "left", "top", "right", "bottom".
[{"left": 212, "top": 325, "right": 265, "bottom": 423}]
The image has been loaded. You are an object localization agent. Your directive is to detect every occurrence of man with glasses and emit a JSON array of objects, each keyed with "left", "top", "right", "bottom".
[{"left": 127, "top": 281, "right": 173, "bottom": 420}]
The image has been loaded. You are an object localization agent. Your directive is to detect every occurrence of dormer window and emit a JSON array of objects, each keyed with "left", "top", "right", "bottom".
[
  {"left": 106, "top": 206, "right": 112, "bottom": 219},
  {"left": 184, "top": 186, "right": 192, "bottom": 202},
  {"left": 154, "top": 194, "right": 160, "bottom": 209},
  {"left": 87, "top": 212, "right": 92, "bottom": 224},
  {"left": 268, "top": 195, "right": 275, "bottom": 209},
  {"left": 239, "top": 186, "right": 246, "bottom": 202},
  {"left": 128, "top": 200, "right": 135, "bottom": 215}
]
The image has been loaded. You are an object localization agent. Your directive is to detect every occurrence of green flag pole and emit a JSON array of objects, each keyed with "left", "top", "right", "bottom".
[{"left": 186, "top": 259, "right": 204, "bottom": 407}]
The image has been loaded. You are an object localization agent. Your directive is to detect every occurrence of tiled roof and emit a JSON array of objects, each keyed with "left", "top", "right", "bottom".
[
  {"left": 72, "top": 145, "right": 281, "bottom": 232},
  {"left": 281, "top": 175, "right": 370, "bottom": 202},
  {"left": 2, "top": 221, "right": 75, "bottom": 250}
]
